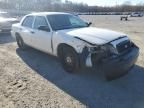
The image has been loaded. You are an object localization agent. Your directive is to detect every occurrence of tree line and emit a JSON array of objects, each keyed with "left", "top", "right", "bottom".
[{"left": 0, "top": 0, "right": 144, "bottom": 13}]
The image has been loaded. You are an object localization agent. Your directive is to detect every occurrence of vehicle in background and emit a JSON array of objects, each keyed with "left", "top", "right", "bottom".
[
  {"left": 0, "top": 12, "right": 19, "bottom": 33},
  {"left": 130, "top": 12, "right": 143, "bottom": 17},
  {"left": 11, "top": 12, "right": 139, "bottom": 80}
]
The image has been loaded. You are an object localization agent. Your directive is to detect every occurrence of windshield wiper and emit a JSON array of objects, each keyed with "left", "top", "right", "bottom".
[{"left": 55, "top": 25, "right": 88, "bottom": 31}]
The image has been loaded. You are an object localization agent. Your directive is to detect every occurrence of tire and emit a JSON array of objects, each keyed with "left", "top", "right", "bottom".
[
  {"left": 16, "top": 36, "right": 26, "bottom": 50},
  {"left": 59, "top": 46, "right": 80, "bottom": 73}
]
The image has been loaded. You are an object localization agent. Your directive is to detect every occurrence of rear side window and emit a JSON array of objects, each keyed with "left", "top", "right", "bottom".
[
  {"left": 34, "top": 16, "right": 48, "bottom": 29},
  {"left": 22, "top": 16, "right": 34, "bottom": 28}
]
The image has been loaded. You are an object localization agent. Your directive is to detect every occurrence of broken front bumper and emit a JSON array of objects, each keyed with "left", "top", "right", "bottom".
[
  {"left": 100, "top": 46, "right": 139, "bottom": 80},
  {"left": 80, "top": 45, "right": 139, "bottom": 80}
]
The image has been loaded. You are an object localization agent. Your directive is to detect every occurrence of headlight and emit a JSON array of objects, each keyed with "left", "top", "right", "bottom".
[
  {"left": 88, "top": 47, "right": 95, "bottom": 52},
  {"left": 87, "top": 44, "right": 118, "bottom": 55},
  {"left": 101, "top": 44, "right": 118, "bottom": 55},
  {"left": 109, "top": 45, "right": 118, "bottom": 54},
  {"left": 88, "top": 46, "right": 100, "bottom": 53}
]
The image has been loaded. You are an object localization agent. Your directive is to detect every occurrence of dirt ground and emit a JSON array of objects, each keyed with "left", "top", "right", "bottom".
[{"left": 0, "top": 15, "right": 144, "bottom": 108}]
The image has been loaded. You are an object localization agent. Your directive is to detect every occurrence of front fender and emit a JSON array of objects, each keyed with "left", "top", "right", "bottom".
[{"left": 52, "top": 32, "right": 87, "bottom": 56}]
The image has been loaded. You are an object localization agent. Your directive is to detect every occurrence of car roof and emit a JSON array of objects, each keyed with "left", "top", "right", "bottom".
[{"left": 28, "top": 12, "right": 71, "bottom": 16}]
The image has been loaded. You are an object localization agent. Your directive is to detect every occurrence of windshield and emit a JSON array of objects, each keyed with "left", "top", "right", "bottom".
[{"left": 47, "top": 14, "right": 88, "bottom": 30}]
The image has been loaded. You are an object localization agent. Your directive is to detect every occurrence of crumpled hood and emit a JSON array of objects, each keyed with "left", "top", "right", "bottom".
[{"left": 58, "top": 27, "right": 126, "bottom": 45}]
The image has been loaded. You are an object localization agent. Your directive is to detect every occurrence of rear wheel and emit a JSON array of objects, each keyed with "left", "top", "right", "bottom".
[
  {"left": 16, "top": 36, "right": 26, "bottom": 50},
  {"left": 59, "top": 46, "right": 80, "bottom": 73}
]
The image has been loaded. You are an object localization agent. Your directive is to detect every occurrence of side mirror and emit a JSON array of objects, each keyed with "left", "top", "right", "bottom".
[
  {"left": 38, "top": 25, "right": 50, "bottom": 32},
  {"left": 87, "top": 22, "right": 92, "bottom": 26}
]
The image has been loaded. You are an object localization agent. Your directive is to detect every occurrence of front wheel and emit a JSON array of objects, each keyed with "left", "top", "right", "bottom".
[{"left": 59, "top": 46, "right": 80, "bottom": 73}]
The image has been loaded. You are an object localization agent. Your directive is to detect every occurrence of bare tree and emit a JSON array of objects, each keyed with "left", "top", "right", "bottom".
[{"left": 0, "top": 0, "right": 144, "bottom": 13}]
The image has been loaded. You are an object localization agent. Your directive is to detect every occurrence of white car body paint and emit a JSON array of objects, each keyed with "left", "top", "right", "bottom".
[
  {"left": 59, "top": 27, "right": 126, "bottom": 45},
  {"left": 11, "top": 12, "right": 130, "bottom": 67}
]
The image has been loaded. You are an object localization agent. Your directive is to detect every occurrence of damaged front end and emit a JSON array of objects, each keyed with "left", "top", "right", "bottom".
[
  {"left": 80, "top": 43, "right": 116, "bottom": 67},
  {"left": 79, "top": 37, "right": 139, "bottom": 80}
]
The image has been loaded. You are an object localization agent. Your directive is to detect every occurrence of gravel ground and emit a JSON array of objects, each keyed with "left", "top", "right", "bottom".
[{"left": 0, "top": 15, "right": 144, "bottom": 108}]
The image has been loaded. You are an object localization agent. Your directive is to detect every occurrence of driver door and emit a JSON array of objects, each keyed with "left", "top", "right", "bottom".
[{"left": 32, "top": 16, "right": 53, "bottom": 54}]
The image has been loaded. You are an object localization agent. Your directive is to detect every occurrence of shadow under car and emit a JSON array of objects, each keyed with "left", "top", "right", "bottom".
[{"left": 16, "top": 47, "right": 144, "bottom": 108}]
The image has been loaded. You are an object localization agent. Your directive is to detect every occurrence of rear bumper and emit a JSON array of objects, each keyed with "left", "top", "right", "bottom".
[{"left": 101, "top": 46, "right": 139, "bottom": 79}]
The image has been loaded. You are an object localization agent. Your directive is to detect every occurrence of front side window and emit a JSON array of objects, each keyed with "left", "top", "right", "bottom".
[
  {"left": 47, "top": 14, "right": 88, "bottom": 31},
  {"left": 22, "top": 16, "right": 34, "bottom": 28},
  {"left": 34, "top": 16, "right": 48, "bottom": 29}
]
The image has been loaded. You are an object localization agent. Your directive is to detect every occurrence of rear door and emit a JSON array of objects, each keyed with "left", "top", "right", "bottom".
[
  {"left": 20, "top": 16, "right": 35, "bottom": 46},
  {"left": 32, "top": 16, "right": 53, "bottom": 54}
]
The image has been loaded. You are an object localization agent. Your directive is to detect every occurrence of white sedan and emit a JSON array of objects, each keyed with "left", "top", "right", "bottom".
[
  {"left": 11, "top": 12, "right": 139, "bottom": 80},
  {"left": 0, "top": 12, "right": 18, "bottom": 33}
]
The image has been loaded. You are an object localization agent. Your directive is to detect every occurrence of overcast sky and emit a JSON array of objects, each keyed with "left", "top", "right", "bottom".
[{"left": 63, "top": 0, "right": 144, "bottom": 6}]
